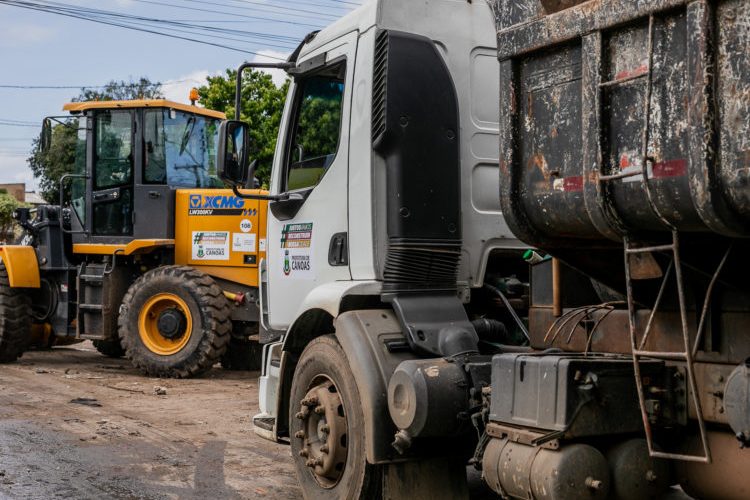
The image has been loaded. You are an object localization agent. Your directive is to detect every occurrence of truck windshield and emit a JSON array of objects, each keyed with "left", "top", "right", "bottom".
[{"left": 144, "top": 109, "right": 223, "bottom": 188}]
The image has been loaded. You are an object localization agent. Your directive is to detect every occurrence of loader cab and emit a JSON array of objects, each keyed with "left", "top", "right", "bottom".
[{"left": 56, "top": 100, "right": 225, "bottom": 244}]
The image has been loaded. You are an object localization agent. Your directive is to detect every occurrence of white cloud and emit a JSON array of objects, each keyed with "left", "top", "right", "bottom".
[
  {"left": 0, "top": 22, "right": 56, "bottom": 48},
  {"left": 251, "top": 50, "right": 291, "bottom": 87},
  {"left": 0, "top": 153, "right": 37, "bottom": 191},
  {"left": 161, "top": 70, "right": 220, "bottom": 104}
]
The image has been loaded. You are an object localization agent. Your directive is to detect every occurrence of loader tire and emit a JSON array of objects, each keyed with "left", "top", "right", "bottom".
[
  {"left": 289, "top": 335, "right": 382, "bottom": 500},
  {"left": 0, "top": 263, "right": 32, "bottom": 363},
  {"left": 118, "top": 266, "right": 231, "bottom": 378},
  {"left": 221, "top": 323, "right": 263, "bottom": 371},
  {"left": 93, "top": 338, "right": 125, "bottom": 358}
]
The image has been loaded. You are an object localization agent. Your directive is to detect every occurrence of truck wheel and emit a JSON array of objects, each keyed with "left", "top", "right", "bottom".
[
  {"left": 118, "top": 266, "right": 231, "bottom": 378},
  {"left": 220, "top": 334, "right": 263, "bottom": 371},
  {"left": 289, "top": 335, "right": 382, "bottom": 499},
  {"left": 0, "top": 263, "right": 32, "bottom": 362},
  {"left": 93, "top": 339, "right": 125, "bottom": 358}
]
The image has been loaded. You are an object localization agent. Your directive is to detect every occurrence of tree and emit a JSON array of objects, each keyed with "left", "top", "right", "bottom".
[
  {"left": 198, "top": 69, "right": 289, "bottom": 186},
  {"left": 0, "top": 192, "right": 24, "bottom": 243},
  {"left": 27, "top": 78, "right": 163, "bottom": 202},
  {"left": 73, "top": 77, "right": 164, "bottom": 102}
]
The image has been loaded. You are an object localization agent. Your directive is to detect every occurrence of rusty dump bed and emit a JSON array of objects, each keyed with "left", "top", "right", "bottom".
[{"left": 493, "top": 0, "right": 750, "bottom": 247}]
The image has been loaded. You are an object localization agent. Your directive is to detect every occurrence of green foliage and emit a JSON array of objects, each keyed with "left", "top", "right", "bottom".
[
  {"left": 27, "top": 120, "right": 79, "bottom": 202},
  {"left": 198, "top": 69, "right": 288, "bottom": 186},
  {"left": 0, "top": 193, "right": 23, "bottom": 242},
  {"left": 74, "top": 77, "right": 164, "bottom": 102}
]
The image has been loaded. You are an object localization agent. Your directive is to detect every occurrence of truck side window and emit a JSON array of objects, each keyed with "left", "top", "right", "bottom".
[{"left": 285, "top": 66, "right": 345, "bottom": 192}]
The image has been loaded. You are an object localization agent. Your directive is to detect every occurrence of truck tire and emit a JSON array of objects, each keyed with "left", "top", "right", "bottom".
[
  {"left": 0, "top": 263, "right": 32, "bottom": 363},
  {"left": 93, "top": 339, "right": 125, "bottom": 358},
  {"left": 118, "top": 266, "right": 231, "bottom": 378},
  {"left": 289, "top": 335, "right": 382, "bottom": 500}
]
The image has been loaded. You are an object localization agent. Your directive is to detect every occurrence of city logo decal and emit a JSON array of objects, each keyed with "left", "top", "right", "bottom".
[{"left": 280, "top": 223, "right": 314, "bottom": 279}]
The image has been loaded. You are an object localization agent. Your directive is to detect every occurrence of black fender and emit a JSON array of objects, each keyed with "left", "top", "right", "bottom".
[{"left": 333, "top": 309, "right": 418, "bottom": 464}]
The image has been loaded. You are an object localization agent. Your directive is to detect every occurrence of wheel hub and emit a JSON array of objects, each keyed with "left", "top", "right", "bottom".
[
  {"left": 294, "top": 377, "right": 348, "bottom": 488},
  {"left": 156, "top": 308, "right": 186, "bottom": 340}
]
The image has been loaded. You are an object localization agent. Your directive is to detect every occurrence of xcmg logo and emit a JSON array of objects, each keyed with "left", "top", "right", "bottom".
[
  {"left": 189, "top": 195, "right": 245, "bottom": 209},
  {"left": 188, "top": 195, "right": 246, "bottom": 216}
]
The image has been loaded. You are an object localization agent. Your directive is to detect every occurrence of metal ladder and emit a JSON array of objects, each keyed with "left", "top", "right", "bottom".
[
  {"left": 598, "top": 14, "right": 711, "bottom": 463},
  {"left": 623, "top": 232, "right": 711, "bottom": 463}
]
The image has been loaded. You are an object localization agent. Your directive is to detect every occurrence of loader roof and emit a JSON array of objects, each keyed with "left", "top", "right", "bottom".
[{"left": 62, "top": 99, "right": 226, "bottom": 120}]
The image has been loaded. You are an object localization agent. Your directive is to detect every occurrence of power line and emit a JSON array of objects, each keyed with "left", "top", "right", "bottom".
[
  {"left": 3, "top": 1, "right": 301, "bottom": 48},
  {"left": 0, "top": 78, "right": 203, "bottom": 90},
  {"left": 0, "top": 0, "right": 290, "bottom": 57},
  {"left": 177, "top": 0, "right": 340, "bottom": 21},
  {"left": 130, "top": 0, "right": 334, "bottom": 23}
]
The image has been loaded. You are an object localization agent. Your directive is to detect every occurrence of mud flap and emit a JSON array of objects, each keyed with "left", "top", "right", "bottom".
[{"left": 383, "top": 458, "right": 469, "bottom": 500}]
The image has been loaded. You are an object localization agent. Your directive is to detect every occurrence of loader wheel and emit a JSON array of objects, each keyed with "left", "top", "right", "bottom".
[
  {"left": 118, "top": 266, "right": 231, "bottom": 378},
  {"left": 0, "top": 263, "right": 32, "bottom": 363},
  {"left": 93, "top": 339, "right": 125, "bottom": 358},
  {"left": 221, "top": 323, "right": 263, "bottom": 371},
  {"left": 289, "top": 335, "right": 382, "bottom": 499}
]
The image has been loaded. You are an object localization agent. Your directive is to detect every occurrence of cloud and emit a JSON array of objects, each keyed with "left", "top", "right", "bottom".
[
  {"left": 251, "top": 50, "right": 291, "bottom": 87},
  {"left": 161, "top": 70, "right": 220, "bottom": 104},
  {"left": 0, "top": 22, "right": 56, "bottom": 48},
  {"left": 160, "top": 52, "right": 291, "bottom": 106},
  {"left": 0, "top": 152, "right": 37, "bottom": 190}
]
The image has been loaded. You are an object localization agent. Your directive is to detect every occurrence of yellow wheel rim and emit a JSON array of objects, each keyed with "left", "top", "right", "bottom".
[{"left": 138, "top": 292, "right": 193, "bottom": 356}]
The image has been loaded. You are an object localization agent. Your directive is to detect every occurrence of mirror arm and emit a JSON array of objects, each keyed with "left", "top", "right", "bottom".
[
  {"left": 235, "top": 61, "right": 294, "bottom": 120},
  {"left": 232, "top": 184, "right": 291, "bottom": 202}
]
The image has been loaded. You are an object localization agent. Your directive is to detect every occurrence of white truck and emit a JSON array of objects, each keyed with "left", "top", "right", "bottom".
[{"left": 218, "top": 0, "right": 750, "bottom": 498}]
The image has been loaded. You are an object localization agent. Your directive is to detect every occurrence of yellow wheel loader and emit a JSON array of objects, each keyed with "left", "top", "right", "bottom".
[{"left": 0, "top": 99, "right": 267, "bottom": 377}]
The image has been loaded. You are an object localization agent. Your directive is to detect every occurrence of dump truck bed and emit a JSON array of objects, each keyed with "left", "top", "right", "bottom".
[{"left": 493, "top": 0, "right": 750, "bottom": 247}]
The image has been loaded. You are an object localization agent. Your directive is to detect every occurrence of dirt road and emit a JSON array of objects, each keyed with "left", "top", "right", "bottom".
[{"left": 0, "top": 343, "right": 300, "bottom": 499}]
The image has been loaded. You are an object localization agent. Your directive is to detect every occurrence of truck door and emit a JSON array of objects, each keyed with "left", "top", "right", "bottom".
[
  {"left": 90, "top": 109, "right": 135, "bottom": 238},
  {"left": 265, "top": 31, "right": 357, "bottom": 330}
]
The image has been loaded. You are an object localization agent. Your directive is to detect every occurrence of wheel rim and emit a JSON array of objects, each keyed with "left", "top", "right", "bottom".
[
  {"left": 294, "top": 375, "right": 349, "bottom": 488},
  {"left": 138, "top": 292, "right": 192, "bottom": 356}
]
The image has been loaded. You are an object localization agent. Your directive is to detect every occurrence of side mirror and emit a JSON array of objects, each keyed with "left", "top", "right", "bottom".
[
  {"left": 41, "top": 118, "right": 52, "bottom": 153},
  {"left": 217, "top": 120, "right": 250, "bottom": 186}
]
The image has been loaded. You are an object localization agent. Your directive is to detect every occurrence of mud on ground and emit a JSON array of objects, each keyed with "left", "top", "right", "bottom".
[{"left": 0, "top": 342, "right": 300, "bottom": 499}]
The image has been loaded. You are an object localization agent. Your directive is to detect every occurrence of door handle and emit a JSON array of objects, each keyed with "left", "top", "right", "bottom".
[{"left": 148, "top": 191, "right": 161, "bottom": 199}]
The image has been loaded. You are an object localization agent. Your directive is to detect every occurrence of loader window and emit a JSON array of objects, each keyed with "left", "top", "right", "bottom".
[
  {"left": 93, "top": 110, "right": 133, "bottom": 235},
  {"left": 71, "top": 118, "right": 87, "bottom": 225},
  {"left": 144, "top": 109, "right": 222, "bottom": 188},
  {"left": 284, "top": 68, "right": 345, "bottom": 191}
]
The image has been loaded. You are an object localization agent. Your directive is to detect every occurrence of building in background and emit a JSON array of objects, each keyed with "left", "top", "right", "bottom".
[{"left": 0, "top": 183, "right": 26, "bottom": 202}]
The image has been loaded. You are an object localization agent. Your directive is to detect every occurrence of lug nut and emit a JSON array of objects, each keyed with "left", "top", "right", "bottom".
[
  {"left": 320, "top": 444, "right": 329, "bottom": 454},
  {"left": 302, "top": 396, "right": 319, "bottom": 406},
  {"left": 320, "top": 424, "right": 330, "bottom": 434},
  {"left": 295, "top": 411, "right": 306, "bottom": 420},
  {"left": 585, "top": 477, "right": 603, "bottom": 491},
  {"left": 305, "top": 459, "right": 315, "bottom": 467},
  {"left": 314, "top": 457, "right": 324, "bottom": 466},
  {"left": 294, "top": 430, "right": 305, "bottom": 439},
  {"left": 299, "top": 449, "right": 308, "bottom": 458},
  {"left": 314, "top": 405, "right": 325, "bottom": 415}
]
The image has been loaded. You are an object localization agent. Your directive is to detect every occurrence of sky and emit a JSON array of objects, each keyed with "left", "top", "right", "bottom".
[{"left": 0, "top": 0, "right": 364, "bottom": 191}]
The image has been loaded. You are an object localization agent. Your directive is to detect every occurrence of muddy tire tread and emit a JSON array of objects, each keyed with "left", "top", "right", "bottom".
[
  {"left": 0, "top": 263, "right": 32, "bottom": 363},
  {"left": 118, "top": 266, "right": 231, "bottom": 378}
]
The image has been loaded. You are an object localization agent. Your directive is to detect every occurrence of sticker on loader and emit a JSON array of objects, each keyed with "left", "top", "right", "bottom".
[{"left": 192, "top": 231, "right": 230, "bottom": 260}]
